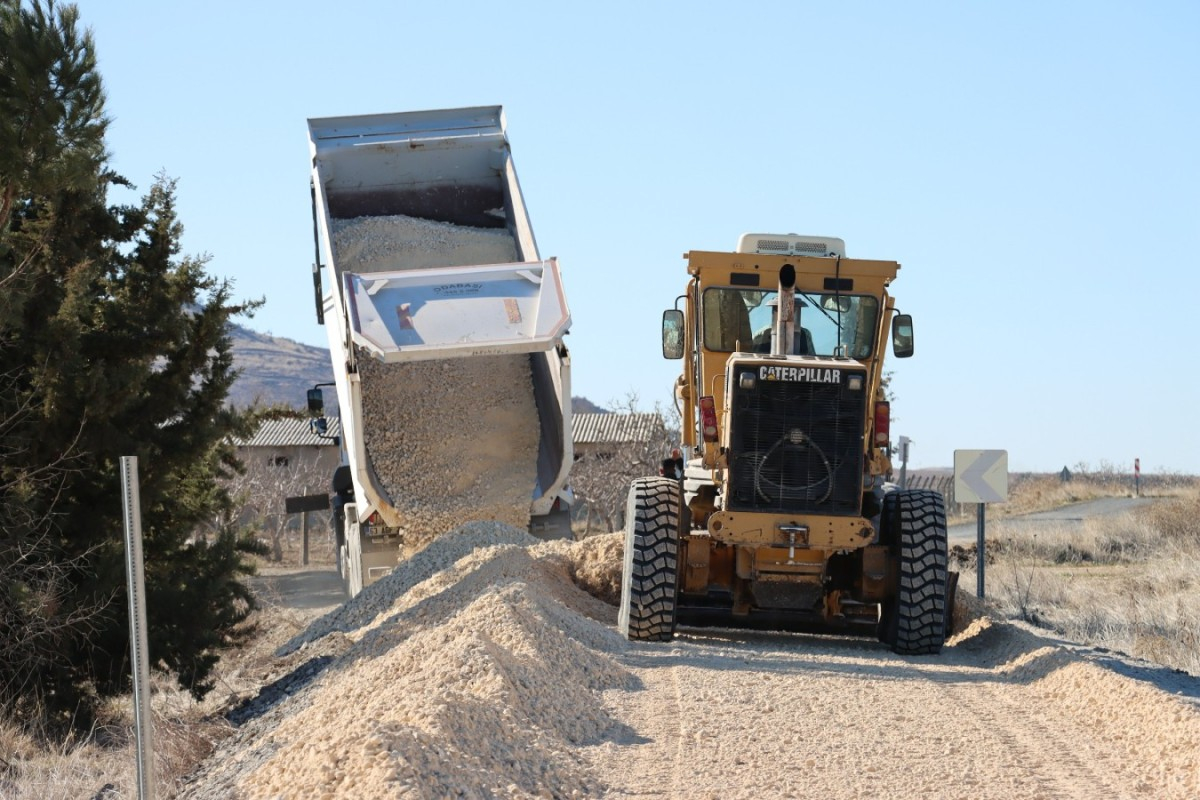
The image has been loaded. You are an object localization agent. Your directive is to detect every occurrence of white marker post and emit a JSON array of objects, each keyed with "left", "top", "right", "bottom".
[
  {"left": 953, "top": 449, "right": 1009, "bottom": 598},
  {"left": 898, "top": 436, "right": 912, "bottom": 489},
  {"left": 121, "top": 457, "right": 155, "bottom": 800}
]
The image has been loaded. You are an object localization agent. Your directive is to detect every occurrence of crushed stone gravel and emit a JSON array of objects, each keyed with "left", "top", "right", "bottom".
[
  {"left": 331, "top": 214, "right": 517, "bottom": 273},
  {"left": 332, "top": 214, "right": 540, "bottom": 549},
  {"left": 177, "top": 525, "right": 1200, "bottom": 800},
  {"left": 176, "top": 523, "right": 628, "bottom": 800}
]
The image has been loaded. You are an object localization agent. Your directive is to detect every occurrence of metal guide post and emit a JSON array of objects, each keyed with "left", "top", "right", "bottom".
[
  {"left": 121, "top": 456, "right": 155, "bottom": 800},
  {"left": 976, "top": 502, "right": 986, "bottom": 598},
  {"left": 302, "top": 511, "right": 310, "bottom": 566}
]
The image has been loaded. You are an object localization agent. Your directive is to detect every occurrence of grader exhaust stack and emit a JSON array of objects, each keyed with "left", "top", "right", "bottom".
[{"left": 772, "top": 264, "right": 796, "bottom": 357}]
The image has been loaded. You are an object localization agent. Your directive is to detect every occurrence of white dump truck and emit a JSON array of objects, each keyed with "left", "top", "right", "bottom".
[{"left": 305, "top": 106, "right": 573, "bottom": 597}]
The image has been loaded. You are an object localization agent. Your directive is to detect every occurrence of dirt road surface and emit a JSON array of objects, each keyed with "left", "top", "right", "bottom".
[
  {"left": 182, "top": 525, "right": 1200, "bottom": 799},
  {"left": 249, "top": 568, "right": 346, "bottom": 610},
  {"left": 588, "top": 618, "right": 1199, "bottom": 799}
]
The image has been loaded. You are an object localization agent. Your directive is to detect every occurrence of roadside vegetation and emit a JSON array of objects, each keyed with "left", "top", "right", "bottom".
[
  {"left": 0, "top": 560, "right": 324, "bottom": 799},
  {"left": 954, "top": 478, "right": 1200, "bottom": 676},
  {"left": 1, "top": 1, "right": 277, "bottom": 795},
  {"left": 945, "top": 463, "right": 1192, "bottom": 522}
]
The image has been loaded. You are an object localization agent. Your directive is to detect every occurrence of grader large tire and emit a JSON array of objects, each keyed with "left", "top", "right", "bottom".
[
  {"left": 618, "top": 477, "right": 682, "bottom": 641},
  {"left": 878, "top": 489, "right": 949, "bottom": 655}
]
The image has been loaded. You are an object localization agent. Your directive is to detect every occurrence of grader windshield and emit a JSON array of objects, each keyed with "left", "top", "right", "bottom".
[{"left": 702, "top": 288, "right": 880, "bottom": 359}]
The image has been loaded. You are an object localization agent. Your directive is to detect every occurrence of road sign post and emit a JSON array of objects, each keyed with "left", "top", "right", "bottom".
[
  {"left": 954, "top": 449, "right": 1009, "bottom": 599},
  {"left": 285, "top": 494, "right": 331, "bottom": 567},
  {"left": 1134, "top": 457, "right": 1141, "bottom": 497}
]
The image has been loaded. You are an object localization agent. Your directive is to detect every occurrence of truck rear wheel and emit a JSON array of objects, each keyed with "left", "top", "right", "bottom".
[
  {"left": 879, "top": 489, "right": 949, "bottom": 655},
  {"left": 618, "top": 477, "right": 682, "bottom": 641}
]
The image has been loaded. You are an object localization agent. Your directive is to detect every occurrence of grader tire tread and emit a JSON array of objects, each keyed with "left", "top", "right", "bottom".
[
  {"left": 885, "top": 489, "right": 949, "bottom": 655},
  {"left": 618, "top": 477, "right": 682, "bottom": 642}
]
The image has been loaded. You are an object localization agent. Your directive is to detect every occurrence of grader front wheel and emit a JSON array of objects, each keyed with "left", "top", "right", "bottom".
[
  {"left": 879, "top": 489, "right": 949, "bottom": 655},
  {"left": 618, "top": 477, "right": 682, "bottom": 642}
]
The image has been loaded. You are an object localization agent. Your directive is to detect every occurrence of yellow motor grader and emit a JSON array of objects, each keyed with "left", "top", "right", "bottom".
[{"left": 619, "top": 234, "right": 954, "bottom": 654}]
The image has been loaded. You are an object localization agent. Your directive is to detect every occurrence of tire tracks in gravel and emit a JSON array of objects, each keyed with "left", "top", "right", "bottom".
[
  {"left": 933, "top": 670, "right": 1135, "bottom": 798},
  {"left": 593, "top": 651, "right": 690, "bottom": 798},
  {"left": 584, "top": 618, "right": 1199, "bottom": 799},
  {"left": 667, "top": 661, "right": 688, "bottom": 798}
]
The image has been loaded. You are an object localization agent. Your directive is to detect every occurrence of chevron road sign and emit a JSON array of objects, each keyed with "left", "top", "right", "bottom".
[
  {"left": 954, "top": 449, "right": 1008, "bottom": 504},
  {"left": 955, "top": 449, "right": 1008, "bottom": 598}
]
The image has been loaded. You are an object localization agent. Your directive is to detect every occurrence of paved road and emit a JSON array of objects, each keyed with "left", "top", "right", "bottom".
[
  {"left": 249, "top": 568, "right": 347, "bottom": 610},
  {"left": 948, "top": 495, "right": 1158, "bottom": 544}
]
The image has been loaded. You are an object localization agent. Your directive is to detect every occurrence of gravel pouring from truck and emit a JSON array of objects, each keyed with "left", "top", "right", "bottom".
[{"left": 305, "top": 106, "right": 573, "bottom": 597}]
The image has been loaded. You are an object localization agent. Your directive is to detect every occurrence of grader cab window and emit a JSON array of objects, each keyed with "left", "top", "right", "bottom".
[{"left": 702, "top": 288, "right": 880, "bottom": 359}]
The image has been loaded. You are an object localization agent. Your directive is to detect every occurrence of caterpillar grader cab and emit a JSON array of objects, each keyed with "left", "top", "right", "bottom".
[{"left": 619, "top": 234, "right": 953, "bottom": 654}]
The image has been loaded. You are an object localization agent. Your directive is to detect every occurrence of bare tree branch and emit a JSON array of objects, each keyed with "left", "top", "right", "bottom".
[{"left": 571, "top": 393, "right": 679, "bottom": 533}]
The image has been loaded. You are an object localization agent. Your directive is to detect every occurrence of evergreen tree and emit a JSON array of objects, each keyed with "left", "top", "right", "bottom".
[{"left": 1, "top": 0, "right": 261, "bottom": 728}]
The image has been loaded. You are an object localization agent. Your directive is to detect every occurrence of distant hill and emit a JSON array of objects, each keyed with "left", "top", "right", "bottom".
[
  {"left": 228, "top": 325, "right": 337, "bottom": 416},
  {"left": 571, "top": 396, "right": 607, "bottom": 414}
]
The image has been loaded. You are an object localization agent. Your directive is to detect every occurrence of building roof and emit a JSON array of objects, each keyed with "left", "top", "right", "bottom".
[
  {"left": 572, "top": 413, "right": 663, "bottom": 445},
  {"left": 235, "top": 416, "right": 342, "bottom": 448}
]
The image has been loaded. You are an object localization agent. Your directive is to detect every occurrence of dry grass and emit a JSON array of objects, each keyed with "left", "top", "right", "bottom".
[
  {"left": 0, "top": 695, "right": 227, "bottom": 799},
  {"left": 0, "top": 579, "right": 330, "bottom": 799},
  {"left": 956, "top": 485, "right": 1200, "bottom": 675},
  {"left": 997, "top": 476, "right": 1131, "bottom": 515}
]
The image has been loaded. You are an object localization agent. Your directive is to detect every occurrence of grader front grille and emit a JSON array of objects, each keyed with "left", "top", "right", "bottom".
[{"left": 726, "top": 364, "right": 866, "bottom": 516}]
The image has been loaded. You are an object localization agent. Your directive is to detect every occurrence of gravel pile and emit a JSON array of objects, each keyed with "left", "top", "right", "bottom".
[
  {"left": 177, "top": 523, "right": 631, "bottom": 799},
  {"left": 564, "top": 532, "right": 623, "bottom": 607},
  {"left": 332, "top": 214, "right": 541, "bottom": 551},
  {"left": 176, "top": 523, "right": 1200, "bottom": 799},
  {"left": 277, "top": 522, "right": 541, "bottom": 657}
]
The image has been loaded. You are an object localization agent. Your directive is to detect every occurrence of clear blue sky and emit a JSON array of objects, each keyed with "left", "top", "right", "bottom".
[{"left": 78, "top": 1, "right": 1199, "bottom": 474}]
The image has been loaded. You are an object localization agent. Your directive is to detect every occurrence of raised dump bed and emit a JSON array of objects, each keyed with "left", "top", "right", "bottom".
[{"left": 307, "top": 107, "right": 573, "bottom": 596}]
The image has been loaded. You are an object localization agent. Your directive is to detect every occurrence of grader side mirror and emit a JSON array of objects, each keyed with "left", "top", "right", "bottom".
[
  {"left": 307, "top": 387, "right": 325, "bottom": 417},
  {"left": 892, "top": 314, "right": 914, "bottom": 358},
  {"left": 662, "top": 309, "right": 685, "bottom": 360}
]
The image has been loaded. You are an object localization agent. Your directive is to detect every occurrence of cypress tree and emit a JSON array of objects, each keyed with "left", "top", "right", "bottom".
[{"left": 1, "top": 0, "right": 262, "bottom": 728}]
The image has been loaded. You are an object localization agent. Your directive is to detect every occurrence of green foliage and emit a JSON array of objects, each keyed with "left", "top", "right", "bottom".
[
  {"left": 0, "top": 0, "right": 262, "bottom": 730},
  {"left": 0, "top": 0, "right": 107, "bottom": 236}
]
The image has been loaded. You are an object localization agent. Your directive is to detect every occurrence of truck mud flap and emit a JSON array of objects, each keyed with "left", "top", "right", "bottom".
[
  {"left": 528, "top": 507, "right": 572, "bottom": 541},
  {"left": 360, "top": 533, "right": 401, "bottom": 587}
]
